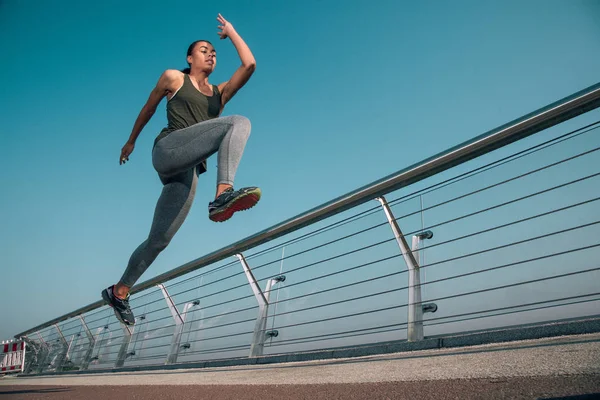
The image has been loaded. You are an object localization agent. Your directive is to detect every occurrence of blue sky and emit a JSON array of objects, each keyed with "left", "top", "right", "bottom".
[{"left": 1, "top": 0, "right": 599, "bottom": 342}]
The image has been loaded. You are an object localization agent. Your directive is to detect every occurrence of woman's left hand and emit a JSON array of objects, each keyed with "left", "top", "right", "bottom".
[{"left": 217, "top": 13, "right": 235, "bottom": 40}]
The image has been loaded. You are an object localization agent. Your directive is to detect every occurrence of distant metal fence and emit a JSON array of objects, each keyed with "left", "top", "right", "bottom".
[{"left": 14, "top": 83, "right": 600, "bottom": 374}]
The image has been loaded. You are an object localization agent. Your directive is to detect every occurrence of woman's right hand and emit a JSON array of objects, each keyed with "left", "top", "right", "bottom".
[
  {"left": 120, "top": 142, "right": 135, "bottom": 165},
  {"left": 217, "top": 14, "right": 236, "bottom": 40}
]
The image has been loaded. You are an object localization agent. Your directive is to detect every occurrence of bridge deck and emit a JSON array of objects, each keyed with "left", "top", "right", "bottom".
[{"left": 2, "top": 333, "right": 599, "bottom": 399}]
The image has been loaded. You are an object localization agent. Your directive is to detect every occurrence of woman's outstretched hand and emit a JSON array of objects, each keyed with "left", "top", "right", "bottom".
[
  {"left": 120, "top": 142, "right": 135, "bottom": 165},
  {"left": 217, "top": 13, "right": 235, "bottom": 40}
]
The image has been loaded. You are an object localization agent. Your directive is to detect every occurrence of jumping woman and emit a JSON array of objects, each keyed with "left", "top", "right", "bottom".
[{"left": 102, "top": 14, "right": 260, "bottom": 325}]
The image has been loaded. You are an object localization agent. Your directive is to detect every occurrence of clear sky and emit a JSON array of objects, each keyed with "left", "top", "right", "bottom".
[{"left": 1, "top": 0, "right": 599, "bottom": 342}]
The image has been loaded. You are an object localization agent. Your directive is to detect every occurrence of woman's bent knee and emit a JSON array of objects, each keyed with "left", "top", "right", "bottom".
[{"left": 228, "top": 115, "right": 251, "bottom": 132}]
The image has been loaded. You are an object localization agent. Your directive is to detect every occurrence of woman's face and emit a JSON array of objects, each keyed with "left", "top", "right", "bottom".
[{"left": 188, "top": 42, "right": 217, "bottom": 73}]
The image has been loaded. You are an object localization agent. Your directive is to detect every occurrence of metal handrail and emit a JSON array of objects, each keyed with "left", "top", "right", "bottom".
[{"left": 15, "top": 82, "right": 600, "bottom": 339}]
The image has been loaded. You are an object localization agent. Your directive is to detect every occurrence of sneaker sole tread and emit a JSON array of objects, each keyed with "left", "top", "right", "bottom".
[{"left": 210, "top": 189, "right": 261, "bottom": 223}]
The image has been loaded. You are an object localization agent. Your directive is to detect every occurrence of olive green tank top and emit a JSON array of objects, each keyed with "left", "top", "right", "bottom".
[{"left": 154, "top": 74, "right": 222, "bottom": 174}]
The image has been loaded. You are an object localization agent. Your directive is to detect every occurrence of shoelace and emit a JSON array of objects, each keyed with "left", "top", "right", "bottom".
[{"left": 211, "top": 188, "right": 235, "bottom": 206}]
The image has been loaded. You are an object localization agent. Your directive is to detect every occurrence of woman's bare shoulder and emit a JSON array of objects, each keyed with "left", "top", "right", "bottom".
[
  {"left": 163, "top": 69, "right": 184, "bottom": 79},
  {"left": 157, "top": 69, "right": 185, "bottom": 91}
]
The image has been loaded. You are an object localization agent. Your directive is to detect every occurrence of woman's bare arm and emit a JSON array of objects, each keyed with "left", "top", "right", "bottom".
[
  {"left": 120, "top": 69, "right": 181, "bottom": 164},
  {"left": 216, "top": 14, "right": 256, "bottom": 108}
]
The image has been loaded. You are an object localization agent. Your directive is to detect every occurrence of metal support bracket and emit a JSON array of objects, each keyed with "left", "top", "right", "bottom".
[
  {"left": 236, "top": 253, "right": 285, "bottom": 357},
  {"left": 237, "top": 253, "right": 268, "bottom": 306},
  {"left": 422, "top": 303, "right": 438, "bottom": 313},
  {"left": 158, "top": 283, "right": 197, "bottom": 365},
  {"left": 114, "top": 324, "right": 133, "bottom": 368},
  {"left": 78, "top": 316, "right": 96, "bottom": 371},
  {"left": 89, "top": 326, "right": 108, "bottom": 364},
  {"left": 53, "top": 324, "right": 69, "bottom": 371},
  {"left": 179, "top": 300, "right": 200, "bottom": 351},
  {"left": 376, "top": 196, "right": 434, "bottom": 342},
  {"left": 34, "top": 332, "right": 50, "bottom": 374}
]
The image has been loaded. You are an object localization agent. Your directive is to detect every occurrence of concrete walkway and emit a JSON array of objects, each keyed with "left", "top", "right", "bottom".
[{"left": 1, "top": 333, "right": 599, "bottom": 399}]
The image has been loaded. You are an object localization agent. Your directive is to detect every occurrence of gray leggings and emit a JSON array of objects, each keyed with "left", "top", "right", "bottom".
[{"left": 119, "top": 115, "right": 251, "bottom": 287}]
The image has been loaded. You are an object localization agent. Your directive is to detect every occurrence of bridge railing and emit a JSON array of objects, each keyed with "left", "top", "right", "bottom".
[{"left": 14, "top": 83, "right": 600, "bottom": 373}]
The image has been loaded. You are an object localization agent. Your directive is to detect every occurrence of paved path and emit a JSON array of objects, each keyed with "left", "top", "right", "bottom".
[{"left": 1, "top": 333, "right": 599, "bottom": 399}]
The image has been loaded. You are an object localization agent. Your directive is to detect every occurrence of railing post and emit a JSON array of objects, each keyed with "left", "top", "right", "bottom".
[
  {"left": 53, "top": 324, "right": 69, "bottom": 371},
  {"left": 89, "top": 326, "right": 107, "bottom": 365},
  {"left": 70, "top": 334, "right": 84, "bottom": 368},
  {"left": 178, "top": 301, "right": 198, "bottom": 351},
  {"left": 376, "top": 196, "right": 430, "bottom": 342},
  {"left": 78, "top": 316, "right": 96, "bottom": 371},
  {"left": 256, "top": 279, "right": 277, "bottom": 353},
  {"left": 132, "top": 314, "right": 148, "bottom": 360},
  {"left": 114, "top": 324, "right": 133, "bottom": 368},
  {"left": 34, "top": 332, "right": 50, "bottom": 373},
  {"left": 236, "top": 253, "right": 285, "bottom": 357},
  {"left": 158, "top": 283, "right": 197, "bottom": 365},
  {"left": 63, "top": 334, "right": 77, "bottom": 371},
  {"left": 20, "top": 337, "right": 38, "bottom": 375},
  {"left": 409, "top": 231, "right": 433, "bottom": 339}
]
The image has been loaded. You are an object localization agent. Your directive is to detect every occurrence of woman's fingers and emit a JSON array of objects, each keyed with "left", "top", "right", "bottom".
[
  {"left": 217, "top": 13, "right": 229, "bottom": 26},
  {"left": 120, "top": 149, "right": 130, "bottom": 164},
  {"left": 120, "top": 143, "right": 134, "bottom": 164},
  {"left": 217, "top": 13, "right": 230, "bottom": 39}
]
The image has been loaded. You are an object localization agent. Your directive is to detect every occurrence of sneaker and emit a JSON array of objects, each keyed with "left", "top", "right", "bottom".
[
  {"left": 101, "top": 285, "right": 135, "bottom": 326},
  {"left": 209, "top": 187, "right": 261, "bottom": 222}
]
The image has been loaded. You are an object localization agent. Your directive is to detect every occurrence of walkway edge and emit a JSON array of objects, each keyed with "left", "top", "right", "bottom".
[{"left": 20, "top": 316, "right": 600, "bottom": 377}]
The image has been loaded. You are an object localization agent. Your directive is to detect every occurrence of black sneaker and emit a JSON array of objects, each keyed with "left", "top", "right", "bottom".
[
  {"left": 101, "top": 285, "right": 135, "bottom": 326},
  {"left": 209, "top": 187, "right": 261, "bottom": 222}
]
